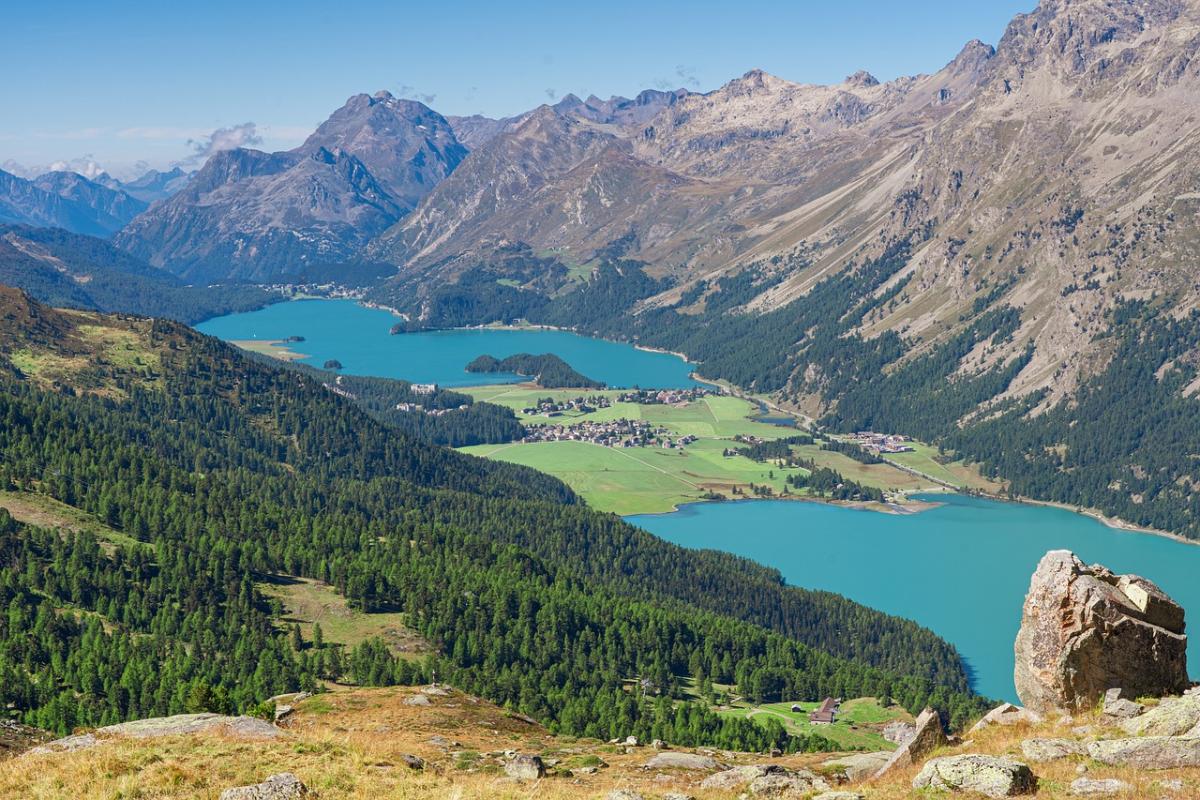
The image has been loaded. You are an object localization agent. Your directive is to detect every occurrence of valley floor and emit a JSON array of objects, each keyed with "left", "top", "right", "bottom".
[{"left": 460, "top": 384, "right": 992, "bottom": 515}]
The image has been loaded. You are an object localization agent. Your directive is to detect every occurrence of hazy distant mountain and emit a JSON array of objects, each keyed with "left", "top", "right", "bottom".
[
  {"left": 0, "top": 169, "right": 147, "bottom": 238},
  {"left": 97, "top": 166, "right": 192, "bottom": 204},
  {"left": 115, "top": 92, "right": 464, "bottom": 281},
  {"left": 446, "top": 88, "right": 689, "bottom": 149}
]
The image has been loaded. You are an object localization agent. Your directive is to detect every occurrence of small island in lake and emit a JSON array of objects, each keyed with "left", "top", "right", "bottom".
[
  {"left": 323, "top": 359, "right": 343, "bottom": 370},
  {"left": 466, "top": 353, "right": 603, "bottom": 389}
]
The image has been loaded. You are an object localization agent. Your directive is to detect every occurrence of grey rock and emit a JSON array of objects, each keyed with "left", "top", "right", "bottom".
[
  {"left": 504, "top": 753, "right": 546, "bottom": 780},
  {"left": 650, "top": 738, "right": 667, "bottom": 749},
  {"left": 821, "top": 750, "right": 891, "bottom": 781},
  {"left": 1020, "top": 737, "right": 1087, "bottom": 762},
  {"left": 700, "top": 765, "right": 782, "bottom": 790},
  {"left": 643, "top": 751, "right": 725, "bottom": 771},
  {"left": 912, "top": 754, "right": 1037, "bottom": 798},
  {"left": 662, "top": 794, "right": 695, "bottom": 800},
  {"left": 1104, "top": 698, "right": 1144, "bottom": 720},
  {"left": 93, "top": 713, "right": 281, "bottom": 741},
  {"left": 873, "top": 707, "right": 946, "bottom": 778},
  {"left": 219, "top": 772, "right": 307, "bottom": 800},
  {"left": 1159, "top": 778, "right": 1185, "bottom": 791},
  {"left": 1088, "top": 736, "right": 1200, "bottom": 769},
  {"left": 812, "top": 793, "right": 865, "bottom": 800},
  {"left": 420, "top": 684, "right": 450, "bottom": 696},
  {"left": 624, "top": 735, "right": 639, "bottom": 746},
  {"left": 399, "top": 754, "right": 424, "bottom": 770},
  {"left": 969, "top": 703, "right": 1044, "bottom": 733},
  {"left": 748, "top": 769, "right": 830, "bottom": 796},
  {"left": 1069, "top": 777, "right": 1130, "bottom": 796},
  {"left": 1120, "top": 694, "right": 1200, "bottom": 737},
  {"left": 1014, "top": 551, "right": 1189, "bottom": 714},
  {"left": 403, "top": 694, "right": 431, "bottom": 706},
  {"left": 605, "top": 791, "right": 645, "bottom": 800},
  {"left": 25, "top": 733, "right": 98, "bottom": 755},
  {"left": 882, "top": 720, "right": 916, "bottom": 744}
]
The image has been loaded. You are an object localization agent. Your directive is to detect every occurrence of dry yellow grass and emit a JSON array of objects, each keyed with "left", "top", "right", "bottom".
[{"left": 2, "top": 687, "right": 1198, "bottom": 799}]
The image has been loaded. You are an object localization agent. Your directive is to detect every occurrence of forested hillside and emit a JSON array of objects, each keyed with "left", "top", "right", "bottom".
[
  {"left": 0, "top": 287, "right": 989, "bottom": 743},
  {"left": 0, "top": 225, "right": 276, "bottom": 324}
]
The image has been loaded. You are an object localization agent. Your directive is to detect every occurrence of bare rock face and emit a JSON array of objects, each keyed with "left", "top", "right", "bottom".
[
  {"left": 643, "top": 751, "right": 725, "bottom": 771},
  {"left": 1014, "top": 550, "right": 1188, "bottom": 713},
  {"left": 873, "top": 707, "right": 946, "bottom": 779}
]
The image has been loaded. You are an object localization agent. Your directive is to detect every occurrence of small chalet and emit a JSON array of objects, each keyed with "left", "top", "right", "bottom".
[{"left": 808, "top": 697, "right": 839, "bottom": 724}]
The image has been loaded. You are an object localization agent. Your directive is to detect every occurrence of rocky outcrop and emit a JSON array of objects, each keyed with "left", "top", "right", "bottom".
[
  {"left": 27, "top": 713, "right": 280, "bottom": 756},
  {"left": 504, "top": 753, "right": 546, "bottom": 780},
  {"left": 882, "top": 721, "right": 915, "bottom": 744},
  {"left": 700, "top": 764, "right": 779, "bottom": 790},
  {"left": 643, "top": 752, "right": 725, "bottom": 771},
  {"left": 912, "top": 754, "right": 1037, "bottom": 797},
  {"left": 747, "top": 769, "right": 829, "bottom": 796},
  {"left": 1020, "top": 738, "right": 1086, "bottom": 762},
  {"left": 821, "top": 750, "right": 891, "bottom": 781},
  {"left": 1087, "top": 736, "right": 1200, "bottom": 769},
  {"left": 1120, "top": 694, "right": 1200, "bottom": 737},
  {"left": 969, "top": 703, "right": 1043, "bottom": 733},
  {"left": 1068, "top": 777, "right": 1130, "bottom": 797},
  {"left": 1101, "top": 688, "right": 1144, "bottom": 720},
  {"left": 1014, "top": 550, "right": 1188, "bottom": 713},
  {"left": 873, "top": 707, "right": 946, "bottom": 778},
  {"left": 219, "top": 772, "right": 307, "bottom": 800}
]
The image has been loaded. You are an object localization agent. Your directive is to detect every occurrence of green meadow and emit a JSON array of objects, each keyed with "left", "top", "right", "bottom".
[{"left": 460, "top": 385, "right": 951, "bottom": 515}]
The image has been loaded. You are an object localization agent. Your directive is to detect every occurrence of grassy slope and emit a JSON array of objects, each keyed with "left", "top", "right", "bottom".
[
  {"left": 258, "top": 576, "right": 429, "bottom": 660},
  {"left": 716, "top": 697, "right": 910, "bottom": 751},
  {"left": 7, "top": 685, "right": 1195, "bottom": 799}
]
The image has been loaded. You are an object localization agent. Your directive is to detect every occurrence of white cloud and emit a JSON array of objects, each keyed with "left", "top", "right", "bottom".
[
  {"left": 179, "top": 122, "right": 262, "bottom": 166},
  {"left": 2, "top": 155, "right": 107, "bottom": 179}
]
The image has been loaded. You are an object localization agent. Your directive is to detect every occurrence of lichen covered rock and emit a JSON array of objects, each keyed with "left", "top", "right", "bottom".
[{"left": 912, "top": 754, "right": 1037, "bottom": 797}]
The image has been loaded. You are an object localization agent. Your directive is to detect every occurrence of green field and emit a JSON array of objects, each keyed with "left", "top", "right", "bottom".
[
  {"left": 460, "top": 386, "right": 958, "bottom": 514},
  {"left": 716, "top": 697, "right": 911, "bottom": 751}
]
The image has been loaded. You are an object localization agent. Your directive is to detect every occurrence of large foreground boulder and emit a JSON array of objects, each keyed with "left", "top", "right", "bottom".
[
  {"left": 1014, "top": 550, "right": 1188, "bottom": 713},
  {"left": 872, "top": 707, "right": 946, "bottom": 778},
  {"left": 912, "top": 754, "right": 1037, "bottom": 797},
  {"left": 504, "top": 753, "right": 546, "bottom": 780}
]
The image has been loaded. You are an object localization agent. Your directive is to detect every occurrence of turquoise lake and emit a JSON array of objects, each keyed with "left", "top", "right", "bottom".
[
  {"left": 199, "top": 298, "right": 1200, "bottom": 703},
  {"left": 196, "top": 299, "right": 702, "bottom": 388},
  {"left": 629, "top": 494, "right": 1200, "bottom": 702}
]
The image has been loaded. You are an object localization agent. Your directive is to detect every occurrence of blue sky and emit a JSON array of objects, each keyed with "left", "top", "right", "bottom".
[{"left": 2, "top": 0, "right": 1032, "bottom": 179}]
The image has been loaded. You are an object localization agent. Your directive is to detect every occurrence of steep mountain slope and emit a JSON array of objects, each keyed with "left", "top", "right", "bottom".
[
  {"left": 0, "top": 224, "right": 275, "bottom": 323},
  {"left": 370, "top": 46, "right": 996, "bottom": 302},
  {"left": 114, "top": 93, "right": 464, "bottom": 282},
  {"left": 0, "top": 169, "right": 146, "bottom": 237}
]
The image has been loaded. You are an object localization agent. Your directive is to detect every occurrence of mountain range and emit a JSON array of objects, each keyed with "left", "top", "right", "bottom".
[{"left": 4, "top": 0, "right": 1200, "bottom": 535}]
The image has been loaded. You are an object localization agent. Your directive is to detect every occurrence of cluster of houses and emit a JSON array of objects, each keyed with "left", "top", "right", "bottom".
[
  {"left": 617, "top": 387, "right": 715, "bottom": 405},
  {"left": 394, "top": 402, "right": 469, "bottom": 416},
  {"left": 522, "top": 418, "right": 697, "bottom": 449},
  {"left": 850, "top": 431, "right": 913, "bottom": 454},
  {"left": 521, "top": 395, "right": 613, "bottom": 416}
]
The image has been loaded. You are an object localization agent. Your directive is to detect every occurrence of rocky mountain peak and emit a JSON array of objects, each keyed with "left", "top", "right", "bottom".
[
  {"left": 298, "top": 90, "right": 466, "bottom": 211},
  {"left": 844, "top": 69, "right": 880, "bottom": 87}
]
